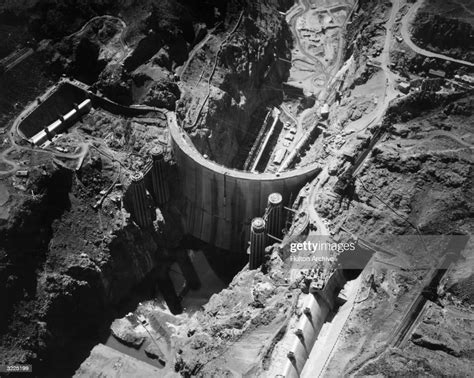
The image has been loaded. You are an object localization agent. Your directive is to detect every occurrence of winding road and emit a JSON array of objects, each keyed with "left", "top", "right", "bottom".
[
  {"left": 67, "top": 15, "right": 128, "bottom": 64},
  {"left": 306, "top": 0, "right": 401, "bottom": 236},
  {"left": 413, "top": 130, "right": 474, "bottom": 149},
  {"left": 0, "top": 76, "right": 164, "bottom": 176},
  {"left": 312, "top": 1, "right": 474, "bottom": 373},
  {"left": 400, "top": 0, "right": 474, "bottom": 67},
  {"left": 67, "top": 15, "right": 126, "bottom": 40},
  {"left": 277, "top": 0, "right": 357, "bottom": 172},
  {"left": 178, "top": 22, "right": 222, "bottom": 81},
  {"left": 189, "top": 11, "right": 244, "bottom": 130},
  {"left": 0, "top": 15, "right": 132, "bottom": 176},
  {"left": 0, "top": 146, "right": 21, "bottom": 175}
]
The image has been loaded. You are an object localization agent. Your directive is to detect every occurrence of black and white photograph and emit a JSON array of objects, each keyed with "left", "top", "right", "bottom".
[{"left": 0, "top": 0, "right": 472, "bottom": 376}]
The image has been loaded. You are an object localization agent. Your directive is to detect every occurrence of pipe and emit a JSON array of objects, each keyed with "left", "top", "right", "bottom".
[
  {"left": 150, "top": 146, "right": 170, "bottom": 205},
  {"left": 266, "top": 192, "right": 283, "bottom": 242},
  {"left": 129, "top": 172, "right": 153, "bottom": 228},
  {"left": 249, "top": 217, "right": 266, "bottom": 270}
]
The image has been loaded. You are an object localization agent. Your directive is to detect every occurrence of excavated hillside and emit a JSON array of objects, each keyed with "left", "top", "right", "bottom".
[
  {"left": 176, "top": 0, "right": 292, "bottom": 167},
  {"left": 165, "top": 2, "right": 474, "bottom": 372},
  {"left": 1, "top": 0, "right": 473, "bottom": 376},
  {"left": 0, "top": 0, "right": 294, "bottom": 375},
  {"left": 319, "top": 92, "right": 473, "bottom": 235},
  {"left": 0, "top": 147, "right": 178, "bottom": 375},
  {"left": 316, "top": 93, "right": 474, "bottom": 377}
]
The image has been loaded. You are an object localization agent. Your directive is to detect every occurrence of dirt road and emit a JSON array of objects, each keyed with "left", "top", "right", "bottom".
[{"left": 401, "top": 0, "right": 474, "bottom": 67}]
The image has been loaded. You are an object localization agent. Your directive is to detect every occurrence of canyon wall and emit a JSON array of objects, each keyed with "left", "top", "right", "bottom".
[
  {"left": 0, "top": 159, "right": 172, "bottom": 376},
  {"left": 177, "top": 0, "right": 293, "bottom": 167}
]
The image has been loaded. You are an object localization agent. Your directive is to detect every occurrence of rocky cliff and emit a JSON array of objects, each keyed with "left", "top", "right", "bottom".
[
  {"left": 0, "top": 155, "right": 179, "bottom": 376},
  {"left": 176, "top": 0, "right": 292, "bottom": 167}
]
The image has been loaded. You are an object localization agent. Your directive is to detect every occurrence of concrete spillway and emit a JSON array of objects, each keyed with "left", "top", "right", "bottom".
[
  {"left": 282, "top": 269, "right": 348, "bottom": 378},
  {"left": 167, "top": 112, "right": 321, "bottom": 252}
]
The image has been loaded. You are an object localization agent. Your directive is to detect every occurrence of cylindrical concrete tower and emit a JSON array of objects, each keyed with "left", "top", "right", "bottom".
[
  {"left": 266, "top": 192, "right": 283, "bottom": 241},
  {"left": 249, "top": 217, "right": 266, "bottom": 270},
  {"left": 129, "top": 172, "right": 152, "bottom": 228},
  {"left": 150, "top": 146, "right": 170, "bottom": 206}
]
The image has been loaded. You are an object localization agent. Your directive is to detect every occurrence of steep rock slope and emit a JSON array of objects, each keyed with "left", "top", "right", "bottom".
[
  {"left": 0, "top": 152, "right": 179, "bottom": 376},
  {"left": 177, "top": 0, "right": 292, "bottom": 167}
]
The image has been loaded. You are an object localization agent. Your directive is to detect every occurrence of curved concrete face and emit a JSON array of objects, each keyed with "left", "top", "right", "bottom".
[{"left": 168, "top": 113, "right": 321, "bottom": 252}]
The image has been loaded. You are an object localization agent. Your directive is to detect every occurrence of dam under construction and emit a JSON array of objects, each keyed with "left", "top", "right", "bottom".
[
  {"left": 13, "top": 78, "right": 323, "bottom": 255},
  {"left": 7, "top": 53, "right": 375, "bottom": 377},
  {"left": 7, "top": 61, "right": 359, "bottom": 375},
  {"left": 1, "top": 0, "right": 473, "bottom": 376}
]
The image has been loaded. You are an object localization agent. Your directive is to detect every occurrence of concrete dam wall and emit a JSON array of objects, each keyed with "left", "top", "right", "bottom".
[
  {"left": 168, "top": 112, "right": 321, "bottom": 252},
  {"left": 16, "top": 76, "right": 321, "bottom": 253}
]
